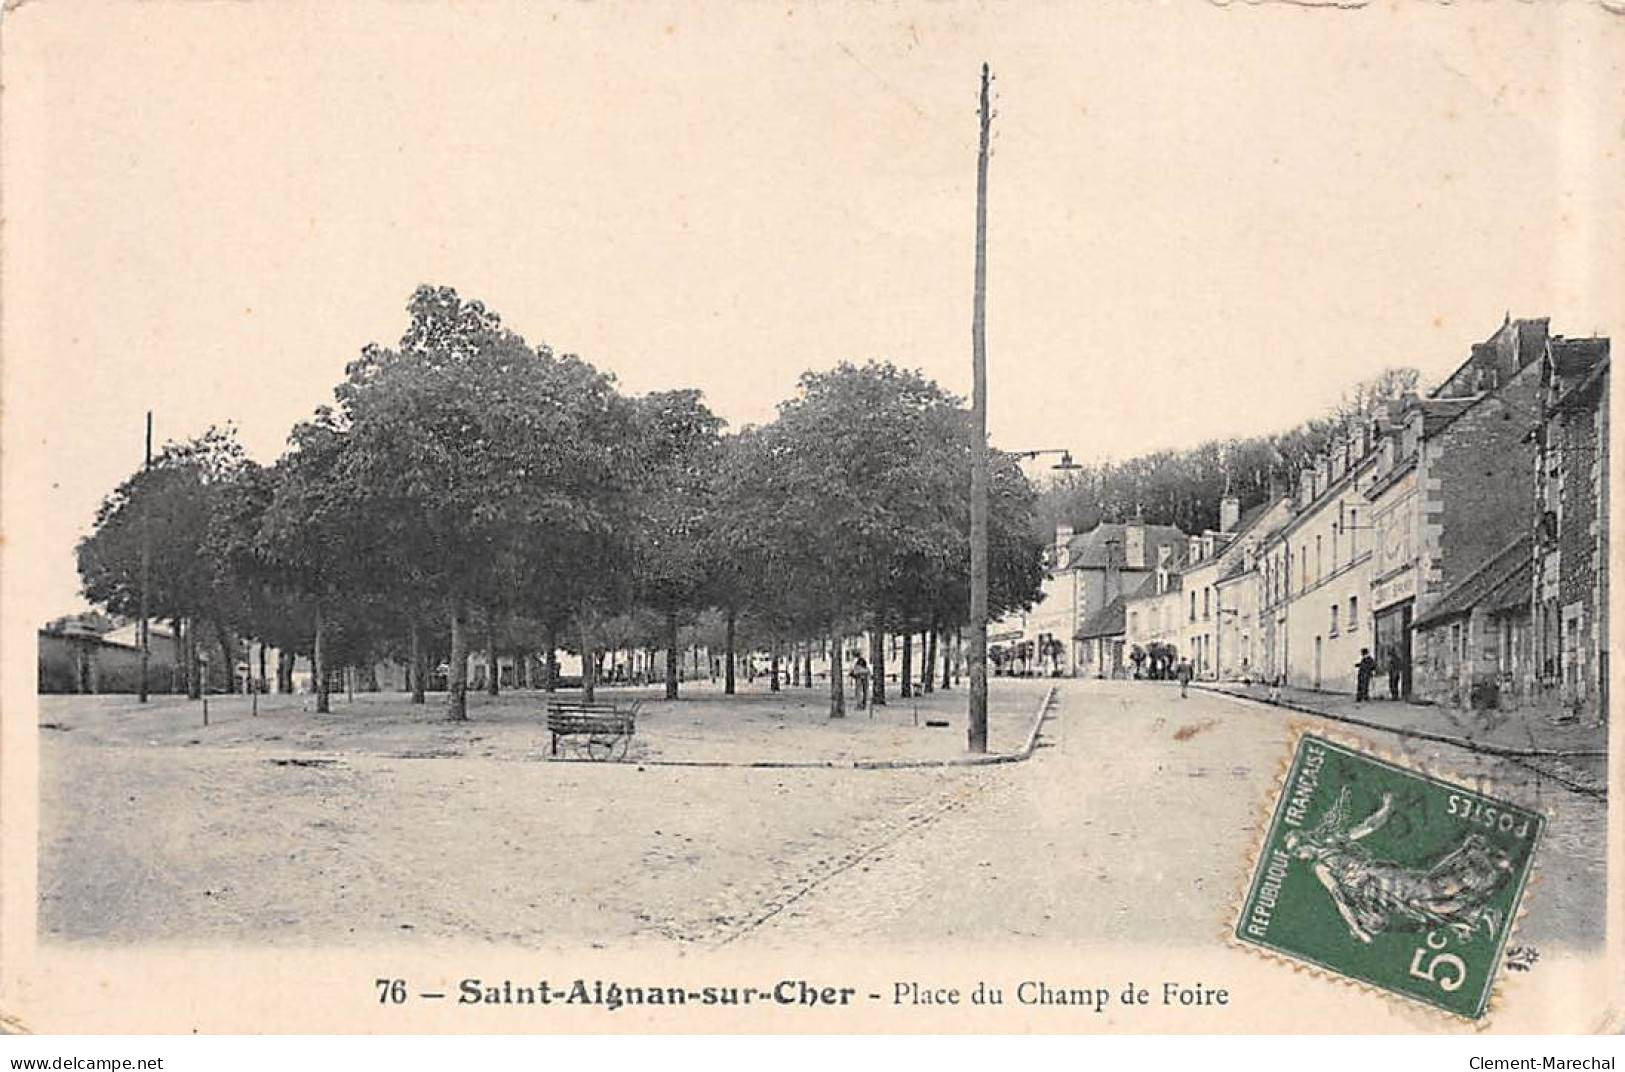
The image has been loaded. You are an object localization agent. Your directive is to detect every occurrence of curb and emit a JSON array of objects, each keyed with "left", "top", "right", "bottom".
[
  {"left": 1195, "top": 684, "right": 1607, "bottom": 760},
  {"left": 617, "top": 684, "right": 1060, "bottom": 772},
  {"left": 856, "top": 683, "right": 1058, "bottom": 770}
]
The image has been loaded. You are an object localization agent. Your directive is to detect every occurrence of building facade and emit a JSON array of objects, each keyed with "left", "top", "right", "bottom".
[
  {"left": 1366, "top": 318, "right": 1548, "bottom": 704},
  {"left": 1259, "top": 447, "right": 1379, "bottom": 693},
  {"left": 993, "top": 518, "right": 1186, "bottom": 676},
  {"left": 1212, "top": 496, "right": 1295, "bottom": 681},
  {"left": 1532, "top": 336, "right": 1610, "bottom": 720}
]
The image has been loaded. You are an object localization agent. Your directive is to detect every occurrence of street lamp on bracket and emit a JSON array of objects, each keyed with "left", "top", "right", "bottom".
[{"left": 1003, "top": 448, "right": 1082, "bottom": 472}]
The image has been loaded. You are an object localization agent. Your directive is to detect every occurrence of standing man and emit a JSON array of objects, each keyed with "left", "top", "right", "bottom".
[
  {"left": 1176, "top": 655, "right": 1193, "bottom": 699},
  {"left": 1355, "top": 648, "right": 1376, "bottom": 702},
  {"left": 850, "top": 654, "right": 871, "bottom": 712},
  {"left": 1386, "top": 644, "right": 1404, "bottom": 701}
]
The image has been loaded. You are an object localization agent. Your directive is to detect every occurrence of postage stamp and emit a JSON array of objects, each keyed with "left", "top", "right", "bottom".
[{"left": 1234, "top": 732, "right": 1544, "bottom": 1021}]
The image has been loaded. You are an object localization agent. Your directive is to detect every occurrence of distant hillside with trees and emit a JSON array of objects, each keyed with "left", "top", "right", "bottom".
[{"left": 1035, "top": 367, "right": 1420, "bottom": 538}]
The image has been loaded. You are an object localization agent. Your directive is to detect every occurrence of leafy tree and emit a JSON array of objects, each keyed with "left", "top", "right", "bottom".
[
  {"left": 711, "top": 362, "right": 1045, "bottom": 717},
  {"left": 1036, "top": 366, "right": 1422, "bottom": 537},
  {"left": 333, "top": 286, "right": 640, "bottom": 719},
  {"left": 78, "top": 425, "right": 251, "bottom": 697},
  {"left": 631, "top": 389, "right": 724, "bottom": 699},
  {"left": 258, "top": 410, "right": 365, "bottom": 713}
]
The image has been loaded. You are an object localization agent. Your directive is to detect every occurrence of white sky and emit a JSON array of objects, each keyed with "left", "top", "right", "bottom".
[{"left": 4, "top": 1, "right": 1622, "bottom": 620}]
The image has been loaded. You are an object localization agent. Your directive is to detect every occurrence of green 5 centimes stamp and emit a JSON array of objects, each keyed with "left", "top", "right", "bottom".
[{"left": 1235, "top": 733, "right": 1544, "bottom": 1020}]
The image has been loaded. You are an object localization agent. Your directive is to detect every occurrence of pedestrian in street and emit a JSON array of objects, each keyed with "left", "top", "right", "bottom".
[
  {"left": 850, "top": 654, "right": 871, "bottom": 711},
  {"left": 1386, "top": 644, "right": 1404, "bottom": 701},
  {"left": 1267, "top": 672, "right": 1282, "bottom": 705},
  {"left": 1176, "top": 656, "right": 1193, "bottom": 699},
  {"left": 1355, "top": 648, "right": 1376, "bottom": 702}
]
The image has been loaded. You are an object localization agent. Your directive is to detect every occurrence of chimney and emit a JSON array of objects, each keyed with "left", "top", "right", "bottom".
[
  {"left": 1104, "top": 537, "right": 1122, "bottom": 604},
  {"left": 1055, "top": 525, "right": 1074, "bottom": 570},
  {"left": 1125, "top": 517, "right": 1146, "bottom": 569},
  {"left": 1220, "top": 494, "right": 1241, "bottom": 533},
  {"left": 1299, "top": 468, "right": 1315, "bottom": 505}
]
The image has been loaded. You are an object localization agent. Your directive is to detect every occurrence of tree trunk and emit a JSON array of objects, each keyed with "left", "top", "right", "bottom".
[
  {"left": 925, "top": 627, "right": 937, "bottom": 694},
  {"left": 183, "top": 618, "right": 201, "bottom": 699},
  {"left": 724, "top": 608, "right": 737, "bottom": 695},
  {"left": 940, "top": 627, "right": 952, "bottom": 691},
  {"left": 804, "top": 646, "right": 814, "bottom": 688},
  {"left": 828, "top": 631, "right": 845, "bottom": 718},
  {"left": 869, "top": 609, "right": 887, "bottom": 706},
  {"left": 901, "top": 631, "right": 914, "bottom": 698},
  {"left": 954, "top": 628, "right": 963, "bottom": 685},
  {"left": 170, "top": 619, "right": 186, "bottom": 695},
  {"left": 545, "top": 621, "right": 559, "bottom": 692},
  {"left": 446, "top": 600, "right": 468, "bottom": 721},
  {"left": 277, "top": 649, "right": 293, "bottom": 694},
  {"left": 485, "top": 613, "right": 500, "bottom": 696},
  {"left": 665, "top": 609, "right": 680, "bottom": 700},
  {"left": 313, "top": 606, "right": 330, "bottom": 714},
  {"left": 211, "top": 620, "right": 236, "bottom": 693},
  {"left": 770, "top": 638, "right": 781, "bottom": 692},
  {"left": 410, "top": 617, "right": 426, "bottom": 704},
  {"left": 581, "top": 619, "right": 597, "bottom": 703},
  {"left": 257, "top": 641, "right": 268, "bottom": 696},
  {"left": 208, "top": 620, "right": 234, "bottom": 695}
]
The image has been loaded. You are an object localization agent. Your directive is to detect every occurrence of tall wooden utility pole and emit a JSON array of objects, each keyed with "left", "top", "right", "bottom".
[
  {"left": 968, "top": 63, "right": 992, "bottom": 753},
  {"left": 138, "top": 410, "right": 152, "bottom": 704}
]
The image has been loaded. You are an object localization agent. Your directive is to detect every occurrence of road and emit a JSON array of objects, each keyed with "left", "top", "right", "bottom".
[
  {"left": 727, "top": 679, "right": 1607, "bottom": 952},
  {"left": 38, "top": 679, "right": 1604, "bottom": 953}
]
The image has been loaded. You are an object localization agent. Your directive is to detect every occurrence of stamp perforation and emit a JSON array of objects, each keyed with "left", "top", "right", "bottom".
[{"left": 1226, "top": 723, "right": 1556, "bottom": 1028}]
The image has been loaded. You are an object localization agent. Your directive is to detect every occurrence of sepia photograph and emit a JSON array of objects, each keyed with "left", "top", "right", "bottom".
[{"left": 1, "top": 0, "right": 1621, "bottom": 1045}]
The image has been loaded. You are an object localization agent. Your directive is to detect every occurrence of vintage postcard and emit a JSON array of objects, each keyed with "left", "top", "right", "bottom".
[{"left": 1, "top": 0, "right": 1620, "bottom": 1041}]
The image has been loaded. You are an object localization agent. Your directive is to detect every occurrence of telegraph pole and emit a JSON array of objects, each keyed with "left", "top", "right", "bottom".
[
  {"left": 138, "top": 410, "right": 152, "bottom": 704},
  {"left": 968, "top": 63, "right": 992, "bottom": 753}
]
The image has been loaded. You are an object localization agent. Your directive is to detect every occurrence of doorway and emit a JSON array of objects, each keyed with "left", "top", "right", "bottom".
[{"left": 1374, "top": 601, "right": 1413, "bottom": 699}]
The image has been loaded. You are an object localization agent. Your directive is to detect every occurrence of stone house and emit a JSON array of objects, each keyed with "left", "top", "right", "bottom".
[
  {"left": 1211, "top": 495, "right": 1296, "bottom": 681},
  {"left": 1411, "top": 534, "right": 1533, "bottom": 709},
  {"left": 1531, "top": 335, "right": 1610, "bottom": 720},
  {"left": 1362, "top": 317, "right": 1548, "bottom": 705},
  {"left": 1123, "top": 544, "right": 1186, "bottom": 677},
  {"left": 993, "top": 517, "right": 1186, "bottom": 676},
  {"left": 1259, "top": 443, "right": 1379, "bottom": 693}
]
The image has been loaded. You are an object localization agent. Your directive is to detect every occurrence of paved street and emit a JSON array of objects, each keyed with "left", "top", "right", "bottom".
[
  {"left": 39, "top": 679, "right": 1604, "bottom": 953},
  {"left": 741, "top": 680, "right": 1606, "bottom": 952}
]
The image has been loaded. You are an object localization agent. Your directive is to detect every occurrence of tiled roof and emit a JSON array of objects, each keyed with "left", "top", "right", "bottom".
[
  {"left": 1229, "top": 500, "right": 1270, "bottom": 539},
  {"left": 1062, "top": 521, "right": 1188, "bottom": 570},
  {"left": 1123, "top": 570, "right": 1181, "bottom": 603},
  {"left": 1076, "top": 596, "right": 1127, "bottom": 640},
  {"left": 1413, "top": 534, "right": 1532, "bottom": 630},
  {"left": 1549, "top": 337, "right": 1607, "bottom": 377},
  {"left": 1431, "top": 317, "right": 1547, "bottom": 400}
]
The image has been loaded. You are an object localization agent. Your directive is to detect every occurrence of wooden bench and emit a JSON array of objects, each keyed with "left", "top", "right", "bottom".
[{"left": 545, "top": 699, "right": 641, "bottom": 761}]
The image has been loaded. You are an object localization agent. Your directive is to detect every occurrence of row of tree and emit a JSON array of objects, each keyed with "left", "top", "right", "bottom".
[
  {"left": 76, "top": 285, "right": 1047, "bottom": 719},
  {"left": 1034, "top": 367, "right": 1422, "bottom": 538}
]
